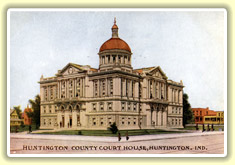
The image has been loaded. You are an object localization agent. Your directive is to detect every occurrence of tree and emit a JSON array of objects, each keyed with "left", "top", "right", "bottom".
[
  {"left": 28, "top": 95, "right": 41, "bottom": 129},
  {"left": 108, "top": 122, "right": 119, "bottom": 134},
  {"left": 13, "top": 105, "right": 22, "bottom": 119},
  {"left": 183, "top": 93, "right": 194, "bottom": 127}
]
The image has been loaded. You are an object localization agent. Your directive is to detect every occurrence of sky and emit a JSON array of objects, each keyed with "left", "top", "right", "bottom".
[{"left": 9, "top": 9, "right": 226, "bottom": 111}]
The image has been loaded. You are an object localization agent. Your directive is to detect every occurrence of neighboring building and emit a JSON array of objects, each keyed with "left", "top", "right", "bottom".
[
  {"left": 22, "top": 105, "right": 33, "bottom": 125},
  {"left": 204, "top": 111, "right": 224, "bottom": 125},
  {"left": 192, "top": 107, "right": 224, "bottom": 125},
  {"left": 39, "top": 19, "right": 184, "bottom": 130},
  {"left": 10, "top": 109, "right": 23, "bottom": 128}
]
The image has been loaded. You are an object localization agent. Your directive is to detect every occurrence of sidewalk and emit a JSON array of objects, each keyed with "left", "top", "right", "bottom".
[{"left": 10, "top": 131, "right": 224, "bottom": 143}]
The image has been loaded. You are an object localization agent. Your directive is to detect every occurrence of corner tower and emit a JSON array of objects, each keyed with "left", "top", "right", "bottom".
[{"left": 98, "top": 18, "right": 133, "bottom": 72}]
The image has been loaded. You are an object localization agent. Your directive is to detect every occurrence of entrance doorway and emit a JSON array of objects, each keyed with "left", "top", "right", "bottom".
[
  {"left": 69, "top": 116, "right": 72, "bottom": 128},
  {"left": 62, "top": 116, "right": 65, "bottom": 128}
]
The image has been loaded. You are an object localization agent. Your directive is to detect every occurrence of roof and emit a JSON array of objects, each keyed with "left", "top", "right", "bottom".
[
  {"left": 134, "top": 67, "right": 156, "bottom": 74},
  {"left": 99, "top": 38, "right": 131, "bottom": 53}
]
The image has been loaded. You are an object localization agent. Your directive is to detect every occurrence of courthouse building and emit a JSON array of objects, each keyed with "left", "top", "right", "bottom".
[{"left": 39, "top": 19, "right": 184, "bottom": 130}]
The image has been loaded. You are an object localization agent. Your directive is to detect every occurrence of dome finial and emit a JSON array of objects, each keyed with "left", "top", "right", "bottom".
[{"left": 111, "top": 17, "right": 119, "bottom": 38}]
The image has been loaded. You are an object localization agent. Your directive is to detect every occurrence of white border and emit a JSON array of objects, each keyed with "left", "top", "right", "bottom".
[{"left": 7, "top": 8, "right": 227, "bottom": 158}]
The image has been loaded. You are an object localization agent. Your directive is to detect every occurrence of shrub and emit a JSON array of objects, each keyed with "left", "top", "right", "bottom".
[{"left": 108, "top": 122, "right": 118, "bottom": 134}]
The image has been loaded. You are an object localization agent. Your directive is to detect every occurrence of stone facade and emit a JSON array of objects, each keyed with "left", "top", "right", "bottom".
[{"left": 39, "top": 19, "right": 184, "bottom": 130}]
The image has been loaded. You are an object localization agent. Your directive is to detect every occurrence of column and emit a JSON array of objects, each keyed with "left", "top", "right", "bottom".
[
  {"left": 152, "top": 109, "right": 156, "bottom": 125},
  {"left": 159, "top": 83, "right": 161, "bottom": 99},
  {"left": 158, "top": 110, "right": 162, "bottom": 126},
  {"left": 156, "top": 107, "right": 158, "bottom": 126},
  {"left": 163, "top": 107, "right": 167, "bottom": 126}
]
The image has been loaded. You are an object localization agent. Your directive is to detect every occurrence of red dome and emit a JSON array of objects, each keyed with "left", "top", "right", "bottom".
[{"left": 99, "top": 38, "right": 131, "bottom": 53}]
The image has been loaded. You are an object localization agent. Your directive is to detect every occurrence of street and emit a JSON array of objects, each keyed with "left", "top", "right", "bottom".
[{"left": 10, "top": 132, "right": 224, "bottom": 155}]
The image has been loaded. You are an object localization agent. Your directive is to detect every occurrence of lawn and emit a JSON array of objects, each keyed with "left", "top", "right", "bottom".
[
  {"left": 10, "top": 123, "right": 39, "bottom": 133},
  {"left": 35, "top": 129, "right": 187, "bottom": 136},
  {"left": 178, "top": 125, "right": 224, "bottom": 131}
]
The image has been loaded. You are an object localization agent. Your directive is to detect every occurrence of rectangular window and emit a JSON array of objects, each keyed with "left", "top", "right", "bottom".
[
  {"left": 102, "top": 79, "right": 106, "bottom": 96},
  {"left": 76, "top": 79, "right": 81, "bottom": 97},
  {"left": 92, "top": 118, "right": 96, "bottom": 126},
  {"left": 93, "top": 103, "right": 97, "bottom": 111},
  {"left": 121, "top": 102, "right": 125, "bottom": 111},
  {"left": 100, "top": 103, "right": 104, "bottom": 111},
  {"left": 45, "top": 88, "right": 48, "bottom": 101},
  {"left": 50, "top": 87, "right": 54, "bottom": 100},
  {"left": 127, "top": 102, "right": 131, "bottom": 111},
  {"left": 133, "top": 103, "right": 137, "bottom": 111},
  {"left": 94, "top": 80, "right": 98, "bottom": 97},
  {"left": 108, "top": 103, "right": 112, "bottom": 111}
]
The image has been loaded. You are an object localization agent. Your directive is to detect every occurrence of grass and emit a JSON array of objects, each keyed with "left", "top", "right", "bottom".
[
  {"left": 178, "top": 125, "right": 224, "bottom": 131},
  {"left": 35, "top": 129, "right": 187, "bottom": 136},
  {"left": 10, "top": 123, "right": 39, "bottom": 133}
]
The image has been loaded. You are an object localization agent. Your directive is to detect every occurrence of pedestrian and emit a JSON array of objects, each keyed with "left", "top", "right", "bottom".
[
  {"left": 118, "top": 132, "right": 121, "bottom": 141},
  {"left": 207, "top": 124, "right": 210, "bottom": 131},
  {"left": 202, "top": 124, "right": 205, "bottom": 132},
  {"left": 29, "top": 125, "right": 32, "bottom": 133},
  {"left": 126, "top": 131, "right": 129, "bottom": 141},
  {"left": 211, "top": 124, "right": 214, "bottom": 131}
]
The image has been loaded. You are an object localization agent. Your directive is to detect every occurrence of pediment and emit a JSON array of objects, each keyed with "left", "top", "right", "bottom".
[
  {"left": 59, "top": 63, "right": 85, "bottom": 76},
  {"left": 148, "top": 66, "right": 168, "bottom": 79}
]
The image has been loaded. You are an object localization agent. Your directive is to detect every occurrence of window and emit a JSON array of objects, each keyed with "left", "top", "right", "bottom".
[
  {"left": 172, "top": 119, "right": 174, "bottom": 125},
  {"left": 76, "top": 79, "right": 81, "bottom": 97},
  {"left": 61, "top": 81, "right": 66, "bottom": 98},
  {"left": 175, "top": 107, "right": 178, "bottom": 114},
  {"left": 133, "top": 118, "right": 136, "bottom": 125},
  {"left": 150, "top": 80, "right": 153, "bottom": 99},
  {"left": 175, "top": 119, "right": 178, "bottom": 125},
  {"left": 139, "top": 83, "right": 142, "bottom": 98},
  {"left": 108, "top": 117, "right": 112, "bottom": 125},
  {"left": 49, "top": 105, "right": 51, "bottom": 113},
  {"left": 45, "top": 87, "right": 48, "bottom": 101},
  {"left": 113, "top": 56, "right": 116, "bottom": 63},
  {"left": 172, "top": 107, "right": 174, "bottom": 114},
  {"left": 93, "top": 103, "right": 97, "bottom": 111},
  {"left": 102, "top": 79, "right": 106, "bottom": 96},
  {"left": 44, "top": 106, "right": 46, "bottom": 113},
  {"left": 121, "top": 102, "right": 125, "bottom": 111},
  {"left": 108, "top": 103, "right": 112, "bottom": 111},
  {"left": 133, "top": 103, "right": 137, "bottom": 111},
  {"left": 50, "top": 86, "right": 54, "bottom": 100},
  {"left": 100, "top": 118, "right": 104, "bottom": 126},
  {"left": 92, "top": 118, "right": 96, "bottom": 126},
  {"left": 94, "top": 80, "right": 98, "bottom": 97},
  {"left": 127, "top": 102, "right": 131, "bottom": 111},
  {"left": 139, "top": 104, "right": 142, "bottom": 112},
  {"left": 69, "top": 80, "right": 73, "bottom": 98},
  {"left": 108, "top": 78, "right": 113, "bottom": 96},
  {"left": 100, "top": 103, "right": 104, "bottom": 111}
]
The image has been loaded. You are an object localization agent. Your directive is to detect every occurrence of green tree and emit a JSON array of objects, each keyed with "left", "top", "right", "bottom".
[
  {"left": 183, "top": 93, "right": 194, "bottom": 127},
  {"left": 108, "top": 122, "right": 119, "bottom": 134},
  {"left": 28, "top": 94, "right": 41, "bottom": 129},
  {"left": 13, "top": 105, "right": 22, "bottom": 119}
]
